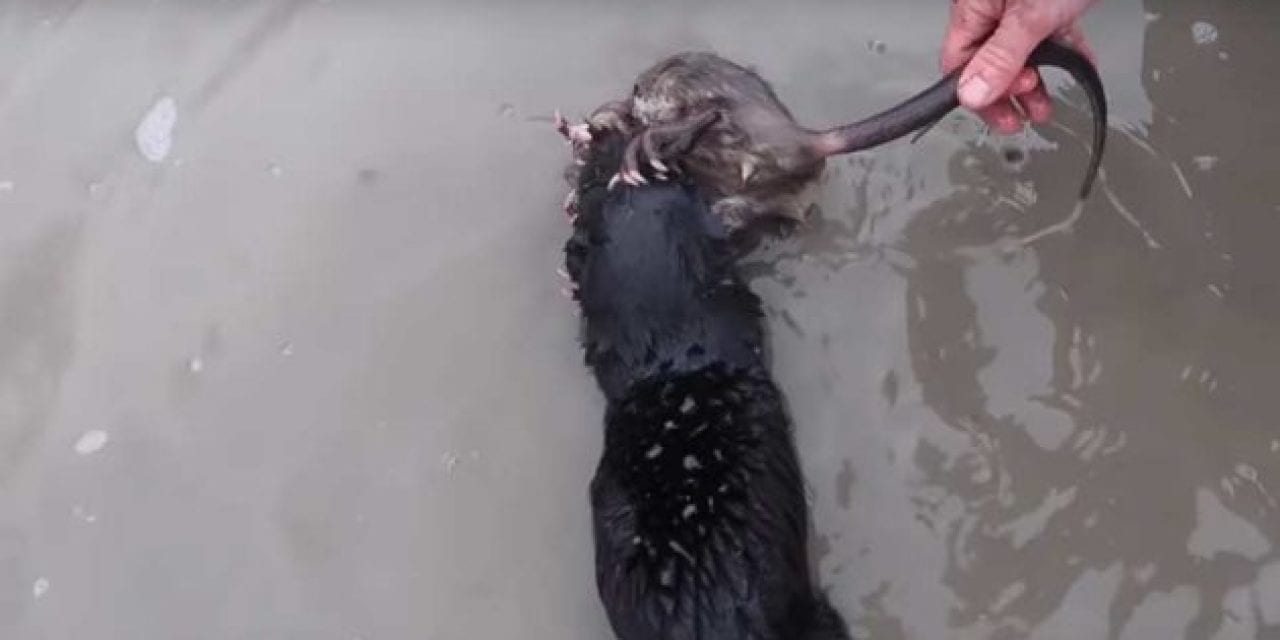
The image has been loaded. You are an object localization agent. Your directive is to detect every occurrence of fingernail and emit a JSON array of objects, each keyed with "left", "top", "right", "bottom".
[
  {"left": 1015, "top": 71, "right": 1038, "bottom": 94},
  {"left": 959, "top": 74, "right": 992, "bottom": 108}
]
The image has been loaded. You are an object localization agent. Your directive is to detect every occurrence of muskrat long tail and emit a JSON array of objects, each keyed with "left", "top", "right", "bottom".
[{"left": 808, "top": 38, "right": 1107, "bottom": 199}]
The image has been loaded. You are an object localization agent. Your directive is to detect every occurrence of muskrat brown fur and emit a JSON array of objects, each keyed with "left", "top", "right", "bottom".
[{"left": 557, "top": 38, "right": 1106, "bottom": 234}]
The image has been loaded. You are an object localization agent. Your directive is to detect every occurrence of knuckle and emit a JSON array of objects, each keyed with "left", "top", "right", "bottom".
[
  {"left": 1011, "top": 3, "right": 1059, "bottom": 35},
  {"left": 977, "top": 43, "right": 1026, "bottom": 75}
]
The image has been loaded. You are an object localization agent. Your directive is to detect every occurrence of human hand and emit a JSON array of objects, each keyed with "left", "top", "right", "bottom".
[{"left": 941, "top": 0, "right": 1099, "bottom": 133}]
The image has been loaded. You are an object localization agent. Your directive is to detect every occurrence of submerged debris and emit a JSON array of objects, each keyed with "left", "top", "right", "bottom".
[{"left": 1191, "top": 21, "right": 1219, "bottom": 46}]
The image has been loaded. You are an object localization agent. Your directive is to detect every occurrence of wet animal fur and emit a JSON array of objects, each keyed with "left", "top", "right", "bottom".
[
  {"left": 562, "top": 39, "right": 1106, "bottom": 234},
  {"left": 563, "top": 124, "right": 852, "bottom": 640}
]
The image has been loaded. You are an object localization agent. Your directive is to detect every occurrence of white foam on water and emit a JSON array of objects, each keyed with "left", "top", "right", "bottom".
[
  {"left": 74, "top": 430, "right": 109, "bottom": 456},
  {"left": 135, "top": 96, "right": 177, "bottom": 163}
]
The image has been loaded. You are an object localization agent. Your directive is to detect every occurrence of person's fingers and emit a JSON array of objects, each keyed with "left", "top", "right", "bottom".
[
  {"left": 1010, "top": 68, "right": 1040, "bottom": 96},
  {"left": 1006, "top": 68, "right": 1052, "bottom": 122},
  {"left": 1018, "top": 85, "right": 1054, "bottom": 123},
  {"left": 956, "top": 3, "right": 1060, "bottom": 110},
  {"left": 978, "top": 101, "right": 1024, "bottom": 134},
  {"left": 943, "top": 0, "right": 1102, "bottom": 131},
  {"left": 1009, "top": 95, "right": 1031, "bottom": 122},
  {"left": 940, "top": 0, "right": 1003, "bottom": 73}
]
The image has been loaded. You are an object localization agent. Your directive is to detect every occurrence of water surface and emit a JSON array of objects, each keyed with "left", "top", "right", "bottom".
[{"left": 0, "top": 1, "right": 1276, "bottom": 638}]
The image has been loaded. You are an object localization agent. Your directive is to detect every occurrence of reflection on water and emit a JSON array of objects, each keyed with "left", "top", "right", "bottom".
[{"left": 761, "top": 1, "right": 1280, "bottom": 638}]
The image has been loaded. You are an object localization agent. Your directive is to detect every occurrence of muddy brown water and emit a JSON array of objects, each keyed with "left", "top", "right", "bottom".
[{"left": 0, "top": 1, "right": 1277, "bottom": 638}]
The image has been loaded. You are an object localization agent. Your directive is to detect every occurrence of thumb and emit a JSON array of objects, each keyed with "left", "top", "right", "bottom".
[{"left": 957, "top": 7, "right": 1057, "bottom": 110}]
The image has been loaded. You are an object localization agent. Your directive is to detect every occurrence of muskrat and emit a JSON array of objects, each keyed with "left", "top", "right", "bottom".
[
  {"left": 557, "top": 38, "right": 1106, "bottom": 232},
  {"left": 562, "top": 119, "right": 852, "bottom": 639}
]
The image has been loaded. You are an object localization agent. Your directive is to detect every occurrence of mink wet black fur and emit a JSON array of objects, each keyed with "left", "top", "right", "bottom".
[{"left": 563, "top": 124, "right": 852, "bottom": 640}]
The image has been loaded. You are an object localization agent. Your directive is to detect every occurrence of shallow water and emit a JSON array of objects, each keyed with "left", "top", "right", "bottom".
[{"left": 0, "top": 1, "right": 1277, "bottom": 638}]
